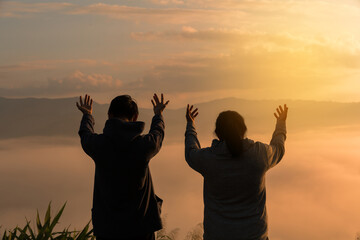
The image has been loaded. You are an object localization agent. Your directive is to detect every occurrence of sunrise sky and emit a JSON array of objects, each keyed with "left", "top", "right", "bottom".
[
  {"left": 1, "top": 1, "right": 360, "bottom": 239},
  {"left": 1, "top": 0, "right": 360, "bottom": 107}
]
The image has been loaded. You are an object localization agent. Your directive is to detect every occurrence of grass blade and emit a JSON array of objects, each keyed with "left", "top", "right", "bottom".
[{"left": 49, "top": 203, "right": 66, "bottom": 232}]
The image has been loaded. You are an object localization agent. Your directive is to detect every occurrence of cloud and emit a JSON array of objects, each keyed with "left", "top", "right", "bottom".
[
  {"left": 0, "top": 2, "right": 243, "bottom": 25},
  {"left": 1, "top": 128, "right": 360, "bottom": 239},
  {"left": 2, "top": 1, "right": 359, "bottom": 33},
  {"left": 66, "top": 3, "right": 233, "bottom": 25},
  {"left": 48, "top": 70, "right": 122, "bottom": 92},
  {"left": 1, "top": 0, "right": 359, "bottom": 27},
  {"left": 132, "top": 27, "right": 360, "bottom": 54},
  {"left": 0, "top": 71, "right": 122, "bottom": 97},
  {"left": 1, "top": 1, "right": 359, "bottom": 102},
  {"left": 127, "top": 28, "right": 360, "bottom": 98},
  {"left": 3, "top": 29, "right": 354, "bottom": 101},
  {"left": 149, "top": 0, "right": 185, "bottom": 5},
  {"left": 1, "top": 30, "right": 359, "bottom": 101},
  {"left": 0, "top": 138, "right": 94, "bottom": 231},
  {"left": 0, "top": 2, "right": 73, "bottom": 18},
  {"left": 0, "top": 59, "right": 110, "bottom": 72}
]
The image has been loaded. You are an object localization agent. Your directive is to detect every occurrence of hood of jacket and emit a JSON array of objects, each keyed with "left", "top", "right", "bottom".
[{"left": 103, "top": 118, "right": 145, "bottom": 143}]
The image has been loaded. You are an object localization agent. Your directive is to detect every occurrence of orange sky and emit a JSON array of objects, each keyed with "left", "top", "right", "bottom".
[{"left": 0, "top": 0, "right": 359, "bottom": 105}]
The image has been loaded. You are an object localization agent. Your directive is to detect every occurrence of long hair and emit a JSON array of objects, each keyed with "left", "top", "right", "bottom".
[{"left": 215, "top": 111, "right": 247, "bottom": 157}]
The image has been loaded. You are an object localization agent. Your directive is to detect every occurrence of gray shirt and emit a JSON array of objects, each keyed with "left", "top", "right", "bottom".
[{"left": 185, "top": 120, "right": 286, "bottom": 240}]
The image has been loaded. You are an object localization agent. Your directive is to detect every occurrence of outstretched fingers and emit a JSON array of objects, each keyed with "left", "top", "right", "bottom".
[
  {"left": 76, "top": 94, "right": 93, "bottom": 115},
  {"left": 152, "top": 93, "right": 169, "bottom": 106},
  {"left": 86, "top": 94, "right": 91, "bottom": 106},
  {"left": 187, "top": 105, "right": 194, "bottom": 114},
  {"left": 192, "top": 108, "right": 199, "bottom": 118},
  {"left": 274, "top": 104, "right": 288, "bottom": 120},
  {"left": 186, "top": 105, "right": 192, "bottom": 117},
  {"left": 85, "top": 94, "right": 92, "bottom": 106},
  {"left": 152, "top": 93, "right": 169, "bottom": 114},
  {"left": 186, "top": 104, "right": 199, "bottom": 122},
  {"left": 279, "top": 105, "right": 284, "bottom": 112},
  {"left": 153, "top": 94, "right": 160, "bottom": 105}
]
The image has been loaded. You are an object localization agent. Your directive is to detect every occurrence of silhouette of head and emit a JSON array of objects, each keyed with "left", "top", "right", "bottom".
[
  {"left": 108, "top": 95, "right": 138, "bottom": 121},
  {"left": 215, "top": 111, "right": 247, "bottom": 157}
]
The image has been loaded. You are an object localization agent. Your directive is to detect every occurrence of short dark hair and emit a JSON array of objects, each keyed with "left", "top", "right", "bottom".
[{"left": 108, "top": 95, "right": 138, "bottom": 120}]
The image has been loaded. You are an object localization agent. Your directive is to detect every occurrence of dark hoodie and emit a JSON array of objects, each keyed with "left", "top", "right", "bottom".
[{"left": 78, "top": 113, "right": 164, "bottom": 238}]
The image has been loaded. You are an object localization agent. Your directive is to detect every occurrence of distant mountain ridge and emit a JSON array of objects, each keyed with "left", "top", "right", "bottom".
[{"left": 0, "top": 97, "right": 359, "bottom": 141}]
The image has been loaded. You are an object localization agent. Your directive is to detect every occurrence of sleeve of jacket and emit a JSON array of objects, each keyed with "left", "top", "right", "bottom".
[
  {"left": 78, "top": 114, "right": 99, "bottom": 159},
  {"left": 141, "top": 114, "right": 165, "bottom": 161},
  {"left": 185, "top": 122, "right": 207, "bottom": 175},
  {"left": 264, "top": 119, "right": 287, "bottom": 170}
]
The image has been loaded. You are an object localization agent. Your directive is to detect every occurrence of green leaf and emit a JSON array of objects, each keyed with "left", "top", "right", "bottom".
[
  {"left": 36, "top": 210, "right": 42, "bottom": 232},
  {"left": 1, "top": 202, "right": 94, "bottom": 240},
  {"left": 44, "top": 202, "right": 52, "bottom": 227},
  {"left": 25, "top": 218, "right": 36, "bottom": 240},
  {"left": 75, "top": 221, "right": 90, "bottom": 240},
  {"left": 16, "top": 224, "right": 31, "bottom": 240},
  {"left": 49, "top": 203, "right": 66, "bottom": 232}
]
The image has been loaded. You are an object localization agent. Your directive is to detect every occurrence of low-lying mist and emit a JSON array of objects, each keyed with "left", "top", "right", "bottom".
[{"left": 1, "top": 126, "right": 360, "bottom": 240}]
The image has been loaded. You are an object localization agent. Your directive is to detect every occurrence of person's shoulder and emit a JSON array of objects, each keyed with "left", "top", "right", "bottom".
[{"left": 244, "top": 139, "right": 266, "bottom": 152}]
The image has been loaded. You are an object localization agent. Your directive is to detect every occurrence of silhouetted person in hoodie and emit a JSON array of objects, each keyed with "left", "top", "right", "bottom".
[{"left": 76, "top": 93, "right": 169, "bottom": 240}]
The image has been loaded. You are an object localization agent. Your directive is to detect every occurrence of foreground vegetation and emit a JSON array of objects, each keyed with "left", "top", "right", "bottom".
[
  {"left": 1, "top": 203, "right": 93, "bottom": 240},
  {"left": 8, "top": 203, "right": 359, "bottom": 240},
  {"left": 0, "top": 203, "right": 203, "bottom": 240}
]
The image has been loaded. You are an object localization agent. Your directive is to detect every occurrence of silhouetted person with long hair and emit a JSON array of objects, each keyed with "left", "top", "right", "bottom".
[
  {"left": 76, "top": 93, "right": 169, "bottom": 240},
  {"left": 185, "top": 104, "right": 288, "bottom": 240}
]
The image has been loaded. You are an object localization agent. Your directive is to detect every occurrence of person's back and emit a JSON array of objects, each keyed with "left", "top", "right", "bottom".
[
  {"left": 77, "top": 94, "right": 169, "bottom": 240},
  {"left": 184, "top": 105, "right": 288, "bottom": 240},
  {"left": 200, "top": 139, "right": 274, "bottom": 239}
]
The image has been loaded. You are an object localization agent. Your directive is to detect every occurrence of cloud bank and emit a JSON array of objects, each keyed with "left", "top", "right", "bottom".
[
  {"left": 0, "top": 71, "right": 122, "bottom": 97},
  {"left": 0, "top": 0, "right": 359, "bottom": 102},
  {"left": 1, "top": 128, "right": 360, "bottom": 240}
]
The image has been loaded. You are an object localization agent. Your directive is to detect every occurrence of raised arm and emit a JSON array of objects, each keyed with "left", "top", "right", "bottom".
[
  {"left": 185, "top": 105, "right": 207, "bottom": 174},
  {"left": 141, "top": 93, "right": 169, "bottom": 160},
  {"left": 265, "top": 104, "right": 288, "bottom": 169},
  {"left": 77, "top": 94, "right": 98, "bottom": 158}
]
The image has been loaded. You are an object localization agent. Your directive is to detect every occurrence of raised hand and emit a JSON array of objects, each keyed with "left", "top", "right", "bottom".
[
  {"left": 274, "top": 104, "right": 288, "bottom": 121},
  {"left": 76, "top": 94, "right": 93, "bottom": 115},
  {"left": 151, "top": 93, "right": 169, "bottom": 115},
  {"left": 186, "top": 104, "right": 199, "bottom": 123}
]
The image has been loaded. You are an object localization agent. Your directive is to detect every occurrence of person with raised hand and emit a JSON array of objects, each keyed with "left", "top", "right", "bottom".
[
  {"left": 77, "top": 93, "right": 169, "bottom": 240},
  {"left": 185, "top": 104, "right": 288, "bottom": 240}
]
